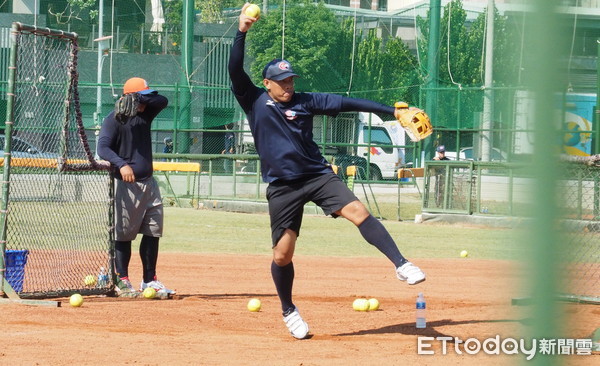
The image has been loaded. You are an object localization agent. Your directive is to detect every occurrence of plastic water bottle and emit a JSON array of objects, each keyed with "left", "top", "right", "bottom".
[
  {"left": 416, "top": 292, "right": 426, "bottom": 329},
  {"left": 97, "top": 267, "right": 108, "bottom": 288}
]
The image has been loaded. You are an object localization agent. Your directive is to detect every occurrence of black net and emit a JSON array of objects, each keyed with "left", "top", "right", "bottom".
[{"left": 1, "top": 23, "right": 112, "bottom": 298}]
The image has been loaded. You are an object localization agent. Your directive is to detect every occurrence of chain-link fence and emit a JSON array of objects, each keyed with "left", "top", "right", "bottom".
[
  {"left": 423, "top": 159, "right": 599, "bottom": 301},
  {"left": 423, "top": 160, "right": 535, "bottom": 216},
  {"left": 0, "top": 3, "right": 591, "bottom": 181},
  {"left": 559, "top": 162, "right": 600, "bottom": 301}
]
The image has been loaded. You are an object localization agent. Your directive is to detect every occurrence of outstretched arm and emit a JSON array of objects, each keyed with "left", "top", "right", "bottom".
[
  {"left": 341, "top": 97, "right": 419, "bottom": 124},
  {"left": 340, "top": 96, "right": 396, "bottom": 116}
]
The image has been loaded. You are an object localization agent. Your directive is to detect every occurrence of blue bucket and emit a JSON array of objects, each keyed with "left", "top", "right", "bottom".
[{"left": 4, "top": 250, "right": 29, "bottom": 292}]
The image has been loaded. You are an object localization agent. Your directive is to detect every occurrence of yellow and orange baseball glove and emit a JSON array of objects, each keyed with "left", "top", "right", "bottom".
[{"left": 394, "top": 102, "right": 433, "bottom": 142}]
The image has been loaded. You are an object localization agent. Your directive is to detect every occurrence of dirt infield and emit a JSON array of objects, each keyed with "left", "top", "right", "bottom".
[{"left": 1, "top": 253, "right": 597, "bottom": 365}]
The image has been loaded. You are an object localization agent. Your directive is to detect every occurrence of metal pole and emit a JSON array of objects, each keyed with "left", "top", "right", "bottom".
[
  {"left": 595, "top": 39, "right": 600, "bottom": 155},
  {"left": 596, "top": 40, "right": 600, "bottom": 217},
  {"left": 481, "top": 0, "right": 494, "bottom": 162},
  {"left": 179, "top": 0, "right": 193, "bottom": 153},
  {"left": 424, "top": 0, "right": 441, "bottom": 162},
  {"left": 93, "top": 0, "right": 108, "bottom": 156},
  {"left": 95, "top": 0, "right": 104, "bottom": 127},
  {"left": 1, "top": 23, "right": 20, "bottom": 295},
  {"left": 140, "top": 24, "right": 144, "bottom": 53}
]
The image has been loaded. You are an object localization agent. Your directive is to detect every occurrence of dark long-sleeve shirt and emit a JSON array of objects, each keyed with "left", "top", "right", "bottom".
[
  {"left": 228, "top": 30, "right": 396, "bottom": 183},
  {"left": 97, "top": 93, "right": 168, "bottom": 181}
]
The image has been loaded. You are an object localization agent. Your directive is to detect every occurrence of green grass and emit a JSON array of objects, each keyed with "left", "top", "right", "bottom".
[{"left": 157, "top": 207, "right": 524, "bottom": 261}]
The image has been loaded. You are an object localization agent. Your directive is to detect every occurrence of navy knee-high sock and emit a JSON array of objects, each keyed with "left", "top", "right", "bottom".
[
  {"left": 358, "top": 215, "right": 407, "bottom": 268},
  {"left": 140, "top": 235, "right": 159, "bottom": 283},
  {"left": 114, "top": 240, "right": 132, "bottom": 278},
  {"left": 271, "top": 261, "right": 295, "bottom": 314}
]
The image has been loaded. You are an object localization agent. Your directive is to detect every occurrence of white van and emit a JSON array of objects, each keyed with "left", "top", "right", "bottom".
[{"left": 356, "top": 112, "right": 406, "bottom": 179}]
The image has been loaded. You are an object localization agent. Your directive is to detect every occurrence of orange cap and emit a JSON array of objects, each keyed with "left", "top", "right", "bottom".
[{"left": 123, "top": 77, "right": 154, "bottom": 95}]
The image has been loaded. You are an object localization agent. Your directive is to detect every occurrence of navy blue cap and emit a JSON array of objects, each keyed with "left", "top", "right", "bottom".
[
  {"left": 138, "top": 89, "right": 157, "bottom": 95},
  {"left": 262, "top": 59, "right": 298, "bottom": 81},
  {"left": 436, "top": 145, "right": 445, "bottom": 153}
]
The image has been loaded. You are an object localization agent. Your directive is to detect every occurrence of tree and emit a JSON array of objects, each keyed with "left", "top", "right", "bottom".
[
  {"left": 334, "top": 12, "right": 421, "bottom": 104},
  {"left": 198, "top": 0, "right": 223, "bottom": 23},
  {"left": 417, "top": 0, "right": 520, "bottom": 87},
  {"left": 415, "top": 0, "right": 521, "bottom": 131},
  {"left": 491, "top": 12, "right": 521, "bottom": 87},
  {"left": 380, "top": 38, "right": 423, "bottom": 105},
  {"left": 353, "top": 30, "right": 385, "bottom": 95},
  {"left": 247, "top": 0, "right": 420, "bottom": 105},
  {"left": 438, "top": 0, "right": 468, "bottom": 87},
  {"left": 47, "top": 0, "right": 98, "bottom": 24},
  {"left": 247, "top": 1, "right": 345, "bottom": 91},
  {"left": 198, "top": 0, "right": 242, "bottom": 23}
]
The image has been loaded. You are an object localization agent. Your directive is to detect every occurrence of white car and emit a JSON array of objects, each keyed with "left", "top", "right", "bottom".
[
  {"left": 445, "top": 147, "right": 507, "bottom": 162},
  {"left": 0, "top": 135, "right": 58, "bottom": 159}
]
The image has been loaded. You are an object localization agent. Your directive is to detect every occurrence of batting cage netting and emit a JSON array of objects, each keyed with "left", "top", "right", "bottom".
[{"left": 0, "top": 23, "right": 113, "bottom": 299}]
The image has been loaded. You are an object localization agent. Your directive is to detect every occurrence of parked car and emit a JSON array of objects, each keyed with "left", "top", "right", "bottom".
[
  {"left": 445, "top": 147, "right": 507, "bottom": 162},
  {"left": 0, "top": 135, "right": 58, "bottom": 159}
]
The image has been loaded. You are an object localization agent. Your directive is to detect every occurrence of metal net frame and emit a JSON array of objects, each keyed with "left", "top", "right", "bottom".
[
  {"left": 0, "top": 23, "right": 113, "bottom": 299},
  {"left": 423, "top": 161, "right": 477, "bottom": 214}
]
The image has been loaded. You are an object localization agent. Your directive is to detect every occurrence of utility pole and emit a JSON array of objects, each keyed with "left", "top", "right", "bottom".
[
  {"left": 93, "top": 0, "right": 112, "bottom": 153},
  {"left": 481, "top": 0, "right": 494, "bottom": 161}
]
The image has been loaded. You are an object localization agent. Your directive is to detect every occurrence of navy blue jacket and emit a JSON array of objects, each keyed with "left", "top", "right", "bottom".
[
  {"left": 228, "top": 30, "right": 396, "bottom": 183},
  {"left": 97, "top": 93, "right": 168, "bottom": 181}
]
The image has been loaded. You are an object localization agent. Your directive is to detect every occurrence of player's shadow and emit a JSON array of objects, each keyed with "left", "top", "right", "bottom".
[{"left": 333, "top": 318, "right": 531, "bottom": 338}]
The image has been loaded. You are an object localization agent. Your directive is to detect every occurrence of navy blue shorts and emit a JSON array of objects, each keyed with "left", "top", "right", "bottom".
[{"left": 266, "top": 173, "right": 358, "bottom": 247}]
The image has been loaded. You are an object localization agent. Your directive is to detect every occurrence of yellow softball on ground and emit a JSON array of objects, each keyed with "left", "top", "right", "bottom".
[
  {"left": 352, "top": 298, "right": 370, "bottom": 311},
  {"left": 247, "top": 298, "right": 261, "bottom": 312},
  {"left": 245, "top": 4, "right": 260, "bottom": 18},
  {"left": 460, "top": 250, "right": 469, "bottom": 258},
  {"left": 69, "top": 293, "right": 83, "bottom": 307},
  {"left": 84, "top": 275, "right": 96, "bottom": 287},
  {"left": 143, "top": 287, "right": 157, "bottom": 299},
  {"left": 368, "top": 298, "right": 380, "bottom": 311}
]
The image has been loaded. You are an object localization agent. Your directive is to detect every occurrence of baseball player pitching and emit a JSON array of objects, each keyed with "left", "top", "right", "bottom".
[{"left": 228, "top": 3, "right": 427, "bottom": 339}]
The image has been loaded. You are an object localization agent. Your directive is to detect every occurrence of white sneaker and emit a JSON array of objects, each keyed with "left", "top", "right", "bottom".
[
  {"left": 396, "top": 262, "right": 426, "bottom": 285},
  {"left": 283, "top": 308, "right": 309, "bottom": 339},
  {"left": 140, "top": 278, "right": 176, "bottom": 295}
]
